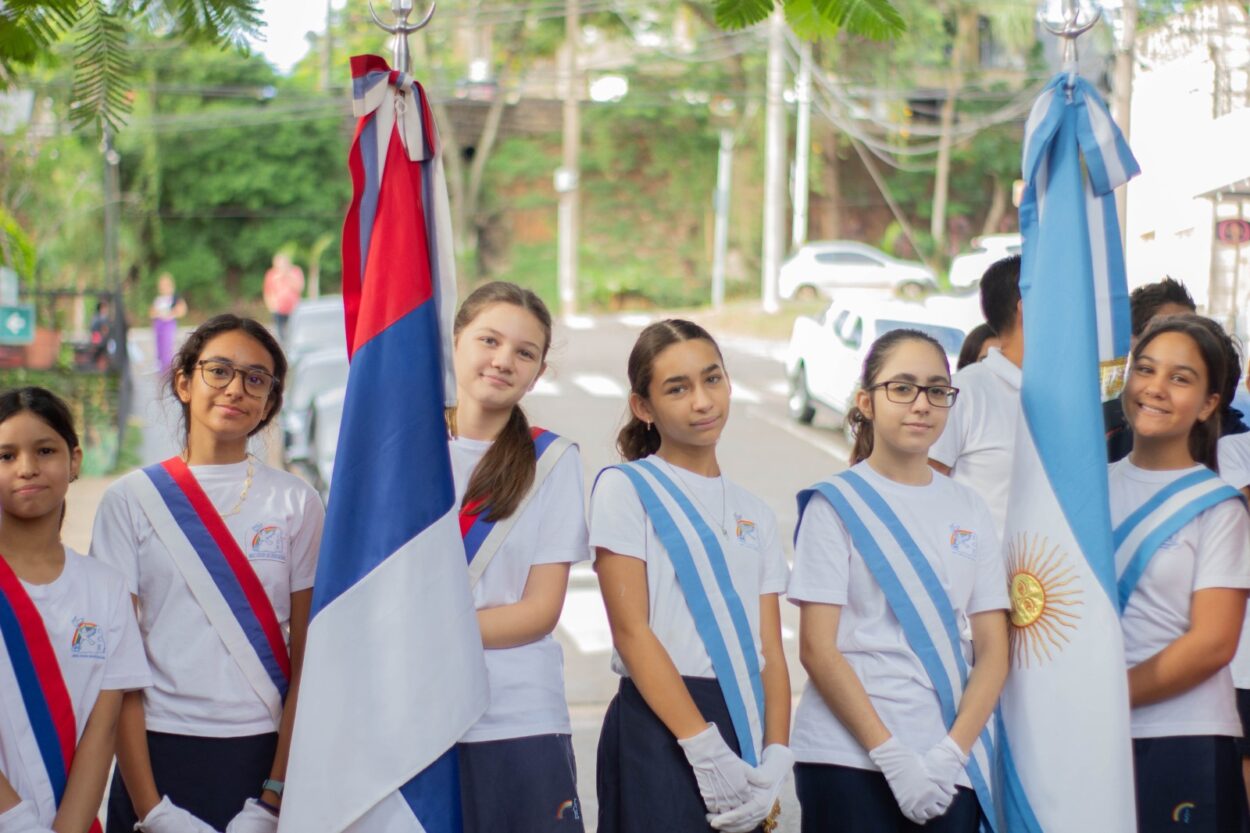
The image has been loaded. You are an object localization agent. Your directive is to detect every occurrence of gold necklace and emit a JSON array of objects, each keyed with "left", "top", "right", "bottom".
[
  {"left": 219, "top": 456, "right": 255, "bottom": 518},
  {"left": 185, "top": 453, "right": 254, "bottom": 518}
]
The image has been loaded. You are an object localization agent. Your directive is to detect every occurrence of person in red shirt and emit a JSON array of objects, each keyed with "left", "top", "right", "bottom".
[{"left": 262, "top": 254, "right": 304, "bottom": 343}]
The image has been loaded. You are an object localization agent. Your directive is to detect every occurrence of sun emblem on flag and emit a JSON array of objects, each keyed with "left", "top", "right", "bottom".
[{"left": 1007, "top": 532, "right": 1084, "bottom": 668}]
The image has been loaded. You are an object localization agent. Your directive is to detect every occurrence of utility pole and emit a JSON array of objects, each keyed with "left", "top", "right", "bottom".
[
  {"left": 1112, "top": 0, "right": 1137, "bottom": 241},
  {"left": 711, "top": 128, "right": 735, "bottom": 311},
  {"left": 556, "top": 0, "right": 581, "bottom": 318},
  {"left": 760, "top": 9, "right": 787, "bottom": 314},
  {"left": 102, "top": 123, "right": 126, "bottom": 471},
  {"left": 321, "top": 0, "right": 333, "bottom": 92},
  {"left": 791, "top": 40, "right": 812, "bottom": 250}
]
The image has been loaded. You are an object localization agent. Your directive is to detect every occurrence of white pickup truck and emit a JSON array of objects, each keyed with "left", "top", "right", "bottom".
[{"left": 784, "top": 293, "right": 982, "bottom": 430}]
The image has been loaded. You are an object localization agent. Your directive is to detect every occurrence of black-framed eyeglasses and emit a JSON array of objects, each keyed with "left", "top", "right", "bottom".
[
  {"left": 196, "top": 360, "right": 276, "bottom": 398},
  {"left": 865, "top": 380, "right": 959, "bottom": 408}
]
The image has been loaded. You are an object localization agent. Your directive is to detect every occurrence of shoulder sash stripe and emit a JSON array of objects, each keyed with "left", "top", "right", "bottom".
[
  {"left": 607, "top": 460, "right": 763, "bottom": 765},
  {"left": 1115, "top": 468, "right": 1243, "bottom": 611},
  {"left": 0, "top": 558, "right": 103, "bottom": 833},
  {"left": 460, "top": 428, "right": 575, "bottom": 587},
  {"left": 143, "top": 459, "right": 290, "bottom": 696}
]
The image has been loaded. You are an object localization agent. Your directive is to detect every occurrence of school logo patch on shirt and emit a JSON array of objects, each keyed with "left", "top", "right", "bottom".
[
  {"left": 70, "top": 618, "right": 106, "bottom": 659},
  {"left": 248, "top": 524, "right": 287, "bottom": 563},
  {"left": 950, "top": 526, "right": 978, "bottom": 559},
  {"left": 735, "top": 514, "right": 760, "bottom": 550}
]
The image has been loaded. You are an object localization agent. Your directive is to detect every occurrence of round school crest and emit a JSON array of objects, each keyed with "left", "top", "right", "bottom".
[{"left": 1006, "top": 532, "right": 1083, "bottom": 668}]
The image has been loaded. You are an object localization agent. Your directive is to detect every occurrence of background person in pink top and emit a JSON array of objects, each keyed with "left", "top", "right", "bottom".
[{"left": 262, "top": 254, "right": 304, "bottom": 343}]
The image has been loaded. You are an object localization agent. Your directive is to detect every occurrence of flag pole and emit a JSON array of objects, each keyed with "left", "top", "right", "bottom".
[{"left": 1042, "top": 0, "right": 1102, "bottom": 68}]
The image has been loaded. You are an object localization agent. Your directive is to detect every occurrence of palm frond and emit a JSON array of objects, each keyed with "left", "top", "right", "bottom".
[
  {"left": 810, "top": 0, "right": 906, "bottom": 40},
  {"left": 124, "top": 0, "right": 261, "bottom": 47},
  {"left": 713, "top": 0, "right": 775, "bottom": 30},
  {"left": 70, "top": 0, "right": 134, "bottom": 132},
  {"left": 784, "top": 0, "right": 843, "bottom": 40},
  {"left": 0, "top": 0, "right": 83, "bottom": 74}
]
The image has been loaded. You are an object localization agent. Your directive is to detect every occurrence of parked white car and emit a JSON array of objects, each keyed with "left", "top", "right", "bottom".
[
  {"left": 284, "top": 296, "right": 346, "bottom": 367},
  {"left": 784, "top": 293, "right": 983, "bottom": 430},
  {"left": 948, "top": 233, "right": 1022, "bottom": 291},
  {"left": 282, "top": 347, "right": 348, "bottom": 466},
  {"left": 778, "top": 241, "right": 937, "bottom": 301}
]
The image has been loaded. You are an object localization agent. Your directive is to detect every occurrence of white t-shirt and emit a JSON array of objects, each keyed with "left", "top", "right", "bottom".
[
  {"left": 0, "top": 549, "right": 151, "bottom": 825},
  {"left": 1111, "top": 459, "right": 1250, "bottom": 738},
  {"left": 452, "top": 435, "right": 589, "bottom": 743},
  {"left": 786, "top": 463, "right": 1009, "bottom": 781},
  {"left": 90, "top": 460, "right": 324, "bottom": 737},
  {"left": 588, "top": 457, "right": 789, "bottom": 679},
  {"left": 929, "top": 348, "right": 1022, "bottom": 536},
  {"left": 1216, "top": 434, "right": 1250, "bottom": 688}
]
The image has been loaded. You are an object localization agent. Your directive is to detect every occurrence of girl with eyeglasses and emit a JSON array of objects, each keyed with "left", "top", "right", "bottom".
[
  {"left": 788, "top": 329, "right": 1009, "bottom": 832},
  {"left": 92, "top": 315, "right": 324, "bottom": 833}
]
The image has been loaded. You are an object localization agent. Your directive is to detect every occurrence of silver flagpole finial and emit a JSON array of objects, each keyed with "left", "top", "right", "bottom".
[
  {"left": 1041, "top": 0, "right": 1102, "bottom": 68},
  {"left": 367, "top": 0, "right": 437, "bottom": 74}
]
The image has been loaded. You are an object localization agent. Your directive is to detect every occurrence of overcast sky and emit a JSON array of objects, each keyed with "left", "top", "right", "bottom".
[{"left": 250, "top": 0, "right": 347, "bottom": 73}]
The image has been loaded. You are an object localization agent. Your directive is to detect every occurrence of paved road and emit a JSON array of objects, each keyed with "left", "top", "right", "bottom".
[{"left": 115, "top": 315, "right": 855, "bottom": 831}]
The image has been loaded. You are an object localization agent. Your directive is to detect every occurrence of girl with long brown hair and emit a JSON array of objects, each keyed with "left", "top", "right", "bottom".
[
  {"left": 448, "top": 282, "right": 588, "bottom": 833},
  {"left": 1112, "top": 314, "right": 1250, "bottom": 832},
  {"left": 589, "top": 319, "right": 792, "bottom": 833}
]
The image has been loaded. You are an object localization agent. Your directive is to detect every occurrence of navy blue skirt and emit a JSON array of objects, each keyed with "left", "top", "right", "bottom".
[
  {"left": 105, "top": 731, "right": 276, "bottom": 832},
  {"left": 597, "top": 676, "right": 765, "bottom": 833},
  {"left": 458, "top": 733, "right": 585, "bottom": 833},
  {"left": 794, "top": 761, "right": 979, "bottom": 833},
  {"left": 1133, "top": 735, "right": 1248, "bottom": 833}
]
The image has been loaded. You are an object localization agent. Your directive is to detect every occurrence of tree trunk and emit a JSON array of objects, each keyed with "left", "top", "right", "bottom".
[
  {"left": 820, "top": 123, "right": 842, "bottom": 240},
  {"left": 980, "top": 176, "right": 1008, "bottom": 237},
  {"left": 931, "top": 8, "right": 977, "bottom": 259}
]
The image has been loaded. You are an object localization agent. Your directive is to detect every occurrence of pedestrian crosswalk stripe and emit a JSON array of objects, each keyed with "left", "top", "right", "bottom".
[
  {"left": 732, "top": 384, "right": 762, "bottom": 404},
  {"left": 531, "top": 378, "right": 561, "bottom": 397}
]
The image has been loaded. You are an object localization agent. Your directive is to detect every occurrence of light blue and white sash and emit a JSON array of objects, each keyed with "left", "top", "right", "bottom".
[
  {"left": 602, "top": 459, "right": 765, "bottom": 765},
  {"left": 797, "top": 470, "right": 997, "bottom": 830},
  {"left": 1114, "top": 468, "right": 1243, "bottom": 612},
  {"left": 460, "top": 428, "right": 575, "bottom": 588}
]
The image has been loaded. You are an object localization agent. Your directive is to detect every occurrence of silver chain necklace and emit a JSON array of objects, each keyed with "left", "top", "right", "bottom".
[{"left": 659, "top": 457, "right": 729, "bottom": 538}]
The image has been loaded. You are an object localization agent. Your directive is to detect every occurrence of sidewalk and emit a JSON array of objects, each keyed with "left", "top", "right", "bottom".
[{"left": 64, "top": 474, "right": 116, "bottom": 554}]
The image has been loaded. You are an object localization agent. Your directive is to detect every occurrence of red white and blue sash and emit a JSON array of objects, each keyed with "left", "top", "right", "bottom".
[
  {"left": 459, "top": 428, "right": 575, "bottom": 587},
  {"left": 131, "top": 458, "right": 289, "bottom": 721},
  {"left": 1115, "top": 467, "right": 1244, "bottom": 612},
  {"left": 0, "top": 557, "right": 103, "bottom": 833}
]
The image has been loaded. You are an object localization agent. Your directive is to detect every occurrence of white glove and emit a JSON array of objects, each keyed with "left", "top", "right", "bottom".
[
  {"left": 868, "top": 737, "right": 953, "bottom": 824},
  {"left": 922, "top": 735, "right": 968, "bottom": 798},
  {"left": 677, "top": 724, "right": 754, "bottom": 814},
  {"left": 0, "top": 800, "right": 54, "bottom": 833},
  {"left": 136, "top": 796, "right": 221, "bottom": 833},
  {"left": 707, "top": 744, "right": 795, "bottom": 832},
  {"left": 224, "top": 800, "right": 277, "bottom": 833}
]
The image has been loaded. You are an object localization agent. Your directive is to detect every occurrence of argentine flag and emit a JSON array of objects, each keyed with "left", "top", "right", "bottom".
[
  {"left": 997, "top": 74, "right": 1140, "bottom": 831},
  {"left": 278, "top": 55, "right": 488, "bottom": 833}
]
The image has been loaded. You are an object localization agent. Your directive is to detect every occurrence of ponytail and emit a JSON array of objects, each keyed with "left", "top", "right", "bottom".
[
  {"left": 460, "top": 406, "right": 536, "bottom": 522},
  {"left": 617, "top": 416, "right": 661, "bottom": 462},
  {"left": 847, "top": 406, "right": 873, "bottom": 466}
]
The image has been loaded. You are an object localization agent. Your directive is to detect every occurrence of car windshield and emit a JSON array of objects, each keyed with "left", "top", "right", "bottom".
[
  {"left": 290, "top": 308, "right": 343, "bottom": 350},
  {"left": 292, "top": 360, "right": 347, "bottom": 406},
  {"left": 874, "top": 319, "right": 965, "bottom": 357}
]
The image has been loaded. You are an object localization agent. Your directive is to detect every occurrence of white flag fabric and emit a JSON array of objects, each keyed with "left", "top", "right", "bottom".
[{"left": 997, "top": 73, "right": 1140, "bottom": 832}]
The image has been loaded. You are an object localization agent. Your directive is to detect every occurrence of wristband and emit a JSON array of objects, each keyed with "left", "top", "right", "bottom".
[
  {"left": 257, "top": 797, "right": 280, "bottom": 816},
  {"left": 261, "top": 779, "right": 284, "bottom": 798}
]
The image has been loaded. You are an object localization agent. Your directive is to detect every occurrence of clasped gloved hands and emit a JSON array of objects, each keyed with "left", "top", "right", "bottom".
[{"left": 869, "top": 735, "right": 967, "bottom": 824}]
